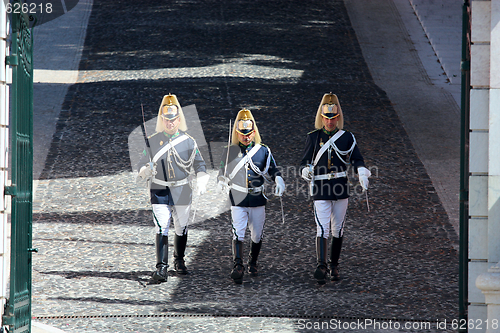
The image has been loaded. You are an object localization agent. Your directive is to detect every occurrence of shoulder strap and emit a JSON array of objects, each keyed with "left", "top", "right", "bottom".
[
  {"left": 152, "top": 134, "right": 189, "bottom": 163},
  {"left": 228, "top": 144, "right": 261, "bottom": 180},
  {"left": 313, "top": 130, "right": 344, "bottom": 167}
]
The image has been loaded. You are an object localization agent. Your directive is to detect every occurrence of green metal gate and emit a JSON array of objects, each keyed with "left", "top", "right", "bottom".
[{"left": 2, "top": 1, "right": 35, "bottom": 332}]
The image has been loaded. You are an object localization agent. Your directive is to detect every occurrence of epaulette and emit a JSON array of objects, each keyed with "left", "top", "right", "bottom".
[
  {"left": 147, "top": 132, "right": 161, "bottom": 139},
  {"left": 307, "top": 129, "right": 321, "bottom": 135},
  {"left": 260, "top": 143, "right": 269, "bottom": 148},
  {"left": 184, "top": 132, "right": 195, "bottom": 140}
]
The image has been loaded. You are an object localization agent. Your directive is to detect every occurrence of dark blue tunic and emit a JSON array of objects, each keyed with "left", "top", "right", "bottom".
[
  {"left": 219, "top": 142, "right": 281, "bottom": 207},
  {"left": 139, "top": 131, "right": 206, "bottom": 206},
  {"left": 300, "top": 128, "right": 365, "bottom": 200}
]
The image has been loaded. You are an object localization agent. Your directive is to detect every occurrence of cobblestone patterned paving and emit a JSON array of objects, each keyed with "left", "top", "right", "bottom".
[{"left": 32, "top": 0, "right": 458, "bottom": 332}]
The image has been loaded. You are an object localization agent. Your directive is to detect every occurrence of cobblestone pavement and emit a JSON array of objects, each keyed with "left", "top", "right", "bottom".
[{"left": 32, "top": 0, "right": 458, "bottom": 332}]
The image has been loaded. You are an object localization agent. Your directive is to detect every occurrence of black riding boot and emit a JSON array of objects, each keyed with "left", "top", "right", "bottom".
[
  {"left": 152, "top": 234, "right": 169, "bottom": 282},
  {"left": 329, "top": 236, "right": 343, "bottom": 281},
  {"left": 174, "top": 233, "right": 188, "bottom": 275},
  {"left": 231, "top": 240, "right": 244, "bottom": 284},
  {"left": 314, "top": 237, "right": 328, "bottom": 285},
  {"left": 247, "top": 241, "right": 262, "bottom": 276}
]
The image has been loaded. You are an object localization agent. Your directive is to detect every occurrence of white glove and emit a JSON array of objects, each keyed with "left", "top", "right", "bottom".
[
  {"left": 138, "top": 162, "right": 157, "bottom": 180},
  {"left": 196, "top": 172, "right": 210, "bottom": 195},
  {"left": 217, "top": 175, "right": 230, "bottom": 193},
  {"left": 358, "top": 166, "right": 371, "bottom": 191},
  {"left": 301, "top": 166, "right": 313, "bottom": 181},
  {"left": 274, "top": 176, "right": 285, "bottom": 197}
]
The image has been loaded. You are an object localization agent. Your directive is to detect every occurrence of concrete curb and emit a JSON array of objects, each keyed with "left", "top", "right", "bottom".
[{"left": 32, "top": 321, "right": 68, "bottom": 333}]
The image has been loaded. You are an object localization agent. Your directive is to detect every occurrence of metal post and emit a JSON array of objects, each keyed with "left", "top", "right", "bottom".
[
  {"left": 0, "top": 1, "right": 9, "bottom": 331},
  {"left": 459, "top": 0, "right": 471, "bottom": 330}
]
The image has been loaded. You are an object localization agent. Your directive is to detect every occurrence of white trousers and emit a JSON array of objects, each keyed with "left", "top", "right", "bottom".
[
  {"left": 152, "top": 204, "right": 191, "bottom": 236},
  {"left": 313, "top": 199, "right": 349, "bottom": 238},
  {"left": 231, "top": 206, "right": 266, "bottom": 243}
]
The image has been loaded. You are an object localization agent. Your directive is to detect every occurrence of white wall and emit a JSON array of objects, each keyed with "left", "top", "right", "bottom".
[{"left": 469, "top": 0, "right": 500, "bottom": 329}]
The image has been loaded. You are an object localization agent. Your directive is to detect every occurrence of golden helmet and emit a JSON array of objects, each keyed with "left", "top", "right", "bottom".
[
  {"left": 315, "top": 93, "right": 344, "bottom": 130},
  {"left": 231, "top": 108, "right": 262, "bottom": 145},
  {"left": 155, "top": 94, "right": 187, "bottom": 133}
]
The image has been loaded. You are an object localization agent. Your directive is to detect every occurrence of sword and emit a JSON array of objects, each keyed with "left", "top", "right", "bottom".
[
  {"left": 308, "top": 131, "right": 321, "bottom": 197},
  {"left": 218, "top": 120, "right": 232, "bottom": 193},
  {"left": 309, "top": 164, "right": 314, "bottom": 197},
  {"left": 365, "top": 190, "right": 370, "bottom": 212},
  {"left": 280, "top": 196, "right": 285, "bottom": 224},
  {"left": 141, "top": 104, "right": 155, "bottom": 173},
  {"left": 224, "top": 119, "right": 231, "bottom": 178},
  {"left": 191, "top": 192, "right": 200, "bottom": 224}
]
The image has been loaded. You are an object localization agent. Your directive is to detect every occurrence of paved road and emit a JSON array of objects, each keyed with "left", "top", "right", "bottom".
[{"left": 30, "top": 0, "right": 460, "bottom": 332}]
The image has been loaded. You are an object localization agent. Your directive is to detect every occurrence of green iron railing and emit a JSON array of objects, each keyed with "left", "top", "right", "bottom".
[{"left": 2, "top": 1, "right": 35, "bottom": 332}]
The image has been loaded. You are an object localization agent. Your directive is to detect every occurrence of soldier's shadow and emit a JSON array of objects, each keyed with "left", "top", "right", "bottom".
[{"left": 41, "top": 270, "right": 153, "bottom": 285}]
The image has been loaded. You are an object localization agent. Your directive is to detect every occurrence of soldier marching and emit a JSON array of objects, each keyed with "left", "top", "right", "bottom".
[
  {"left": 218, "top": 109, "right": 285, "bottom": 284},
  {"left": 138, "top": 94, "right": 210, "bottom": 282},
  {"left": 300, "top": 93, "right": 371, "bottom": 285}
]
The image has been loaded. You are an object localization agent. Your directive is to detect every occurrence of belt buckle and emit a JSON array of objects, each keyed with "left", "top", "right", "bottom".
[
  {"left": 327, "top": 172, "right": 335, "bottom": 180},
  {"left": 248, "top": 187, "right": 260, "bottom": 194}
]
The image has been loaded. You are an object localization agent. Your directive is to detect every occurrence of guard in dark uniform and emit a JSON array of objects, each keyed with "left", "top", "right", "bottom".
[
  {"left": 138, "top": 94, "right": 209, "bottom": 282},
  {"left": 218, "top": 109, "right": 285, "bottom": 284},
  {"left": 300, "top": 93, "right": 371, "bottom": 284}
]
